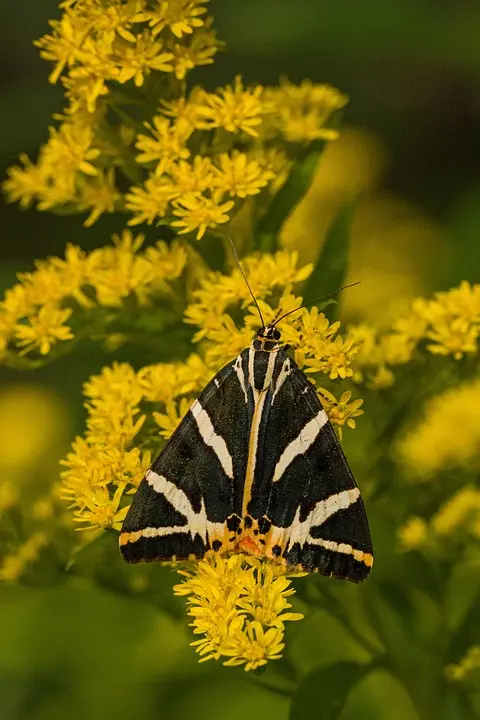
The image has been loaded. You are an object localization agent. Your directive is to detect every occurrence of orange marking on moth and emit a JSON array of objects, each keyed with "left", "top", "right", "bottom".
[
  {"left": 237, "top": 535, "right": 262, "bottom": 555},
  {"left": 119, "top": 531, "right": 141, "bottom": 546}
]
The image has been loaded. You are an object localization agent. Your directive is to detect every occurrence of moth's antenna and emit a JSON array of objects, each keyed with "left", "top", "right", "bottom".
[
  {"left": 273, "top": 281, "right": 361, "bottom": 326},
  {"left": 227, "top": 236, "right": 266, "bottom": 328}
]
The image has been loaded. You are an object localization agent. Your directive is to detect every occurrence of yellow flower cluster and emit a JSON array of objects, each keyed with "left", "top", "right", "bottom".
[
  {"left": 397, "top": 377, "right": 480, "bottom": 552},
  {"left": 60, "top": 249, "right": 364, "bottom": 531},
  {"left": 60, "top": 355, "right": 212, "bottom": 530},
  {"left": 399, "top": 485, "right": 480, "bottom": 552},
  {"left": 173, "top": 554, "right": 303, "bottom": 671},
  {"left": 0, "top": 230, "right": 186, "bottom": 363},
  {"left": 184, "top": 252, "right": 362, "bottom": 382},
  {"left": 351, "top": 281, "right": 480, "bottom": 388},
  {"left": 0, "top": 482, "right": 18, "bottom": 516},
  {"left": 125, "top": 78, "right": 344, "bottom": 236},
  {"left": 446, "top": 646, "right": 480, "bottom": 684},
  {"left": 0, "top": 532, "right": 48, "bottom": 583},
  {"left": 36, "top": 0, "right": 219, "bottom": 100},
  {"left": 4, "top": 1, "right": 346, "bottom": 234},
  {"left": 396, "top": 377, "right": 480, "bottom": 478}
]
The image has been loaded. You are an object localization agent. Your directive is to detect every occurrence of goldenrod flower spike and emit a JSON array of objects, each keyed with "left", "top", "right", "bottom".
[
  {"left": 173, "top": 554, "right": 303, "bottom": 671},
  {"left": 446, "top": 647, "right": 480, "bottom": 684}
]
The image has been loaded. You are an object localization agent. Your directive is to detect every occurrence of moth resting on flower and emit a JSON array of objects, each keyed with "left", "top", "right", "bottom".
[{"left": 120, "top": 311, "right": 373, "bottom": 582}]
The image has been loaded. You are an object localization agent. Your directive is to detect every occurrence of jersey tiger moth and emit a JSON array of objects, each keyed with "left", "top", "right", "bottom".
[{"left": 120, "top": 285, "right": 373, "bottom": 582}]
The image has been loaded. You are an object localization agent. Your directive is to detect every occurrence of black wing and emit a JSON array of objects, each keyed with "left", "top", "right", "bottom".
[
  {"left": 120, "top": 350, "right": 252, "bottom": 562},
  {"left": 251, "top": 351, "right": 373, "bottom": 582}
]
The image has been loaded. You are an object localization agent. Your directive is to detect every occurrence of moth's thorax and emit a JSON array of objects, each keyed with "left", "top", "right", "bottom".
[{"left": 248, "top": 343, "right": 281, "bottom": 393}]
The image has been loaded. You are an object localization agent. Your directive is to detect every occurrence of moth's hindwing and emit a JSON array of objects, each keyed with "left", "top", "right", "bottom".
[{"left": 120, "top": 352, "right": 252, "bottom": 563}]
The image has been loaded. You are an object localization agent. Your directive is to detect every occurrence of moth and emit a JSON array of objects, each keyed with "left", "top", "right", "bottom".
[{"left": 120, "top": 292, "right": 373, "bottom": 582}]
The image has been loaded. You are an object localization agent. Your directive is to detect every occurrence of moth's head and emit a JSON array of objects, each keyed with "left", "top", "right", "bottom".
[
  {"left": 253, "top": 324, "right": 282, "bottom": 351},
  {"left": 258, "top": 324, "right": 281, "bottom": 341}
]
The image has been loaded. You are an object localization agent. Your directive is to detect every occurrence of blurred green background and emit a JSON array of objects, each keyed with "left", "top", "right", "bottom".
[{"left": 1, "top": 2, "right": 480, "bottom": 719}]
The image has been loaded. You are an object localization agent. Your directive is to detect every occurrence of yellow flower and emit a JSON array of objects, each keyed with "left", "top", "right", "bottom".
[
  {"left": 62, "top": 60, "right": 110, "bottom": 115},
  {"left": 392, "top": 299, "right": 429, "bottom": 342},
  {"left": 288, "top": 307, "right": 340, "bottom": 358},
  {"left": 115, "top": 32, "right": 174, "bottom": 86},
  {"left": 426, "top": 318, "right": 478, "bottom": 360},
  {"left": 431, "top": 486, "right": 480, "bottom": 536},
  {"left": 79, "top": 0, "right": 142, "bottom": 45},
  {"left": 42, "top": 123, "right": 101, "bottom": 178},
  {"left": 398, "top": 517, "right": 428, "bottom": 550},
  {"left": 212, "top": 152, "right": 275, "bottom": 198},
  {"left": 138, "top": 354, "right": 210, "bottom": 403},
  {"left": 0, "top": 482, "right": 17, "bottom": 514},
  {"left": 17, "top": 532, "right": 48, "bottom": 562},
  {"left": 0, "top": 532, "right": 48, "bottom": 583},
  {"left": 14, "top": 306, "right": 73, "bottom": 355},
  {"left": 172, "top": 193, "right": 235, "bottom": 239},
  {"left": 264, "top": 79, "right": 348, "bottom": 143},
  {"left": 73, "top": 485, "right": 129, "bottom": 532},
  {"left": 419, "top": 282, "right": 480, "bottom": 359},
  {"left": 195, "top": 77, "right": 265, "bottom": 137},
  {"left": 31, "top": 496, "right": 55, "bottom": 521},
  {"left": 305, "top": 335, "right": 357, "bottom": 380},
  {"left": 79, "top": 168, "right": 121, "bottom": 226},
  {"left": 3, "top": 154, "right": 48, "bottom": 209},
  {"left": 0, "top": 232, "right": 188, "bottom": 362},
  {"left": 347, "top": 283, "right": 480, "bottom": 387},
  {"left": 135, "top": 116, "right": 191, "bottom": 173},
  {"left": 61, "top": 438, "right": 150, "bottom": 502},
  {"left": 169, "top": 23, "right": 220, "bottom": 79},
  {"left": 137, "top": 0, "right": 209, "bottom": 39},
  {"left": 154, "top": 398, "right": 193, "bottom": 438},
  {"left": 174, "top": 554, "right": 303, "bottom": 670},
  {"left": 184, "top": 251, "right": 312, "bottom": 336},
  {"left": 34, "top": 10, "right": 88, "bottom": 83},
  {"left": 159, "top": 93, "right": 205, "bottom": 129},
  {"left": 396, "top": 378, "right": 480, "bottom": 477},
  {"left": 317, "top": 388, "right": 364, "bottom": 438},
  {"left": 125, "top": 175, "right": 176, "bottom": 225},
  {"left": 379, "top": 332, "right": 415, "bottom": 366},
  {"left": 168, "top": 156, "right": 214, "bottom": 194},
  {"left": 87, "top": 230, "right": 154, "bottom": 306},
  {"left": 367, "top": 365, "right": 395, "bottom": 390},
  {"left": 446, "top": 647, "right": 480, "bottom": 684}
]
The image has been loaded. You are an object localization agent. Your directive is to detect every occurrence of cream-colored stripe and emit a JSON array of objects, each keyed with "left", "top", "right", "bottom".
[
  {"left": 147, "top": 470, "right": 206, "bottom": 540},
  {"left": 310, "top": 488, "right": 360, "bottom": 526},
  {"left": 272, "top": 358, "right": 291, "bottom": 404},
  {"left": 242, "top": 391, "right": 267, "bottom": 516},
  {"left": 307, "top": 535, "right": 374, "bottom": 567},
  {"left": 272, "top": 409, "right": 328, "bottom": 483},
  {"left": 146, "top": 470, "right": 226, "bottom": 543},
  {"left": 140, "top": 525, "right": 189, "bottom": 538},
  {"left": 248, "top": 346, "right": 255, "bottom": 394},
  {"left": 233, "top": 354, "right": 248, "bottom": 403},
  {"left": 190, "top": 400, "right": 234, "bottom": 479},
  {"left": 286, "top": 488, "right": 360, "bottom": 549},
  {"left": 264, "top": 349, "right": 277, "bottom": 391}
]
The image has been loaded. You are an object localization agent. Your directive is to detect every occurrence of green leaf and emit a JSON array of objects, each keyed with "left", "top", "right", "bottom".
[
  {"left": 254, "top": 139, "right": 329, "bottom": 253},
  {"left": 301, "top": 200, "right": 356, "bottom": 315},
  {"left": 290, "top": 661, "right": 370, "bottom": 720},
  {"left": 445, "top": 560, "right": 480, "bottom": 633}
]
